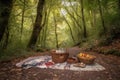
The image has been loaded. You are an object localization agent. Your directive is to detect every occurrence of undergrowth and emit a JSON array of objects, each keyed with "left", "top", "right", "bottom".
[{"left": 0, "top": 48, "right": 34, "bottom": 61}]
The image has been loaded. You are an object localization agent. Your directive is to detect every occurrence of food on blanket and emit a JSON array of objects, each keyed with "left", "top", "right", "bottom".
[
  {"left": 77, "top": 53, "right": 96, "bottom": 64},
  {"left": 73, "top": 62, "right": 86, "bottom": 68},
  {"left": 67, "top": 57, "right": 78, "bottom": 64},
  {"left": 78, "top": 53, "right": 96, "bottom": 59},
  {"left": 45, "top": 62, "right": 54, "bottom": 67}
]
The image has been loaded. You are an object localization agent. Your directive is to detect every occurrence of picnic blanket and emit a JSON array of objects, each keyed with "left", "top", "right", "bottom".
[{"left": 16, "top": 55, "right": 105, "bottom": 71}]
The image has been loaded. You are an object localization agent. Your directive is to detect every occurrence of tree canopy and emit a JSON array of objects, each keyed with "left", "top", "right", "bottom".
[{"left": 0, "top": 0, "right": 120, "bottom": 51}]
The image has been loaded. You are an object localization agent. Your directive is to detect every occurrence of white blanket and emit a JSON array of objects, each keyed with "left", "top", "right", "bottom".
[{"left": 16, "top": 55, "right": 105, "bottom": 71}]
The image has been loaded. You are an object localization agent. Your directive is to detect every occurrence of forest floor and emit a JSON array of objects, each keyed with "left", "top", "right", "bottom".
[{"left": 0, "top": 39, "right": 120, "bottom": 80}]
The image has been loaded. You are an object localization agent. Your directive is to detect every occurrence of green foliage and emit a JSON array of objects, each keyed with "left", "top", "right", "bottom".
[{"left": 0, "top": 0, "right": 120, "bottom": 61}]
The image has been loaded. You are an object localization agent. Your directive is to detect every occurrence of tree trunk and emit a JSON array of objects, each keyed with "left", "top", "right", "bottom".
[
  {"left": 40, "top": 9, "right": 47, "bottom": 47},
  {"left": 27, "top": 0, "right": 45, "bottom": 49},
  {"left": 2, "top": 26, "right": 9, "bottom": 49},
  {"left": 43, "top": 21, "right": 48, "bottom": 48},
  {"left": 118, "top": 0, "right": 120, "bottom": 14},
  {"left": 80, "top": 0, "right": 87, "bottom": 38},
  {"left": 92, "top": 9, "right": 97, "bottom": 27},
  {"left": 61, "top": 11, "right": 76, "bottom": 44},
  {"left": 97, "top": 0, "right": 106, "bottom": 33},
  {"left": 20, "top": 0, "right": 26, "bottom": 41},
  {"left": 43, "top": 8, "right": 51, "bottom": 48},
  {"left": 53, "top": 12, "right": 59, "bottom": 49},
  {"left": 0, "top": 0, "right": 13, "bottom": 43},
  {"left": 63, "top": 6, "right": 82, "bottom": 30},
  {"left": 89, "top": 10, "right": 93, "bottom": 27},
  {"left": 69, "top": 0, "right": 82, "bottom": 19}
]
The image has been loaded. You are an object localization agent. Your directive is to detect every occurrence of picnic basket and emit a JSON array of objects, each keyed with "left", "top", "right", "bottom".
[
  {"left": 51, "top": 50, "right": 69, "bottom": 63},
  {"left": 77, "top": 53, "right": 96, "bottom": 64}
]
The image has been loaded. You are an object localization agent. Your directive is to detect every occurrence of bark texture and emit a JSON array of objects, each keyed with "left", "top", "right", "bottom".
[{"left": 27, "top": 0, "right": 45, "bottom": 49}]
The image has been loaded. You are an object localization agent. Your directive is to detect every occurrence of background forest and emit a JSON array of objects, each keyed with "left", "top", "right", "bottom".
[{"left": 0, "top": 0, "right": 120, "bottom": 60}]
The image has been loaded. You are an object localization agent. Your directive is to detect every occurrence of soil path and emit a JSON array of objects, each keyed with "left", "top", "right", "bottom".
[{"left": 0, "top": 47, "right": 120, "bottom": 80}]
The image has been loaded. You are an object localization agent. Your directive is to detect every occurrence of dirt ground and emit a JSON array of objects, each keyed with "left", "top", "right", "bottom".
[{"left": 0, "top": 46, "right": 120, "bottom": 80}]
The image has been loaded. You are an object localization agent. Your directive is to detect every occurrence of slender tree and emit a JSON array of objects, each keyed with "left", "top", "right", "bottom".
[
  {"left": 53, "top": 12, "right": 59, "bottom": 48},
  {"left": 43, "top": 8, "right": 51, "bottom": 47},
  {"left": 40, "top": 8, "right": 47, "bottom": 47},
  {"left": 97, "top": 0, "right": 106, "bottom": 33},
  {"left": 61, "top": 10, "right": 76, "bottom": 44},
  {"left": 63, "top": 6, "right": 82, "bottom": 30},
  {"left": 92, "top": 9, "right": 97, "bottom": 27},
  {"left": 20, "top": 0, "right": 26, "bottom": 41},
  {"left": 80, "top": 0, "right": 87, "bottom": 38},
  {"left": 27, "top": 0, "right": 45, "bottom": 49}
]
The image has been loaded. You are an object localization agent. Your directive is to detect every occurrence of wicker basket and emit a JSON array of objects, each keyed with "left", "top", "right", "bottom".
[
  {"left": 51, "top": 51, "right": 69, "bottom": 63},
  {"left": 79, "top": 57, "right": 96, "bottom": 64},
  {"left": 77, "top": 53, "right": 96, "bottom": 64}
]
